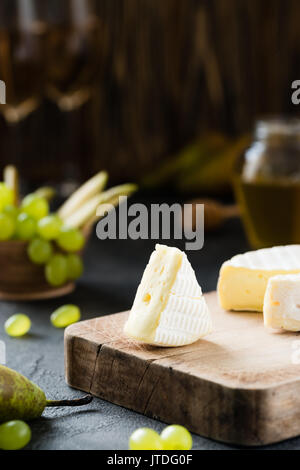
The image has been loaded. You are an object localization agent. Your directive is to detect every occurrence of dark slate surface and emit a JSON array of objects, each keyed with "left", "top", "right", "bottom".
[{"left": 0, "top": 202, "right": 300, "bottom": 450}]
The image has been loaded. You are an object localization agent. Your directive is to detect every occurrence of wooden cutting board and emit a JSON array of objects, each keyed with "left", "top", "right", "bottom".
[{"left": 64, "top": 292, "right": 300, "bottom": 446}]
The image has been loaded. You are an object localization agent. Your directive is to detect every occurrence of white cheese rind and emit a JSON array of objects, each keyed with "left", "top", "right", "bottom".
[
  {"left": 124, "top": 244, "right": 212, "bottom": 346},
  {"left": 171, "top": 253, "right": 203, "bottom": 298},
  {"left": 264, "top": 274, "right": 300, "bottom": 331},
  {"left": 227, "top": 245, "right": 300, "bottom": 270},
  {"left": 154, "top": 294, "right": 212, "bottom": 346},
  {"left": 218, "top": 245, "right": 300, "bottom": 312}
]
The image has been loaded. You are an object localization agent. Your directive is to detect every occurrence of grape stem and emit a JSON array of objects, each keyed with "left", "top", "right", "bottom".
[{"left": 46, "top": 394, "right": 93, "bottom": 407}]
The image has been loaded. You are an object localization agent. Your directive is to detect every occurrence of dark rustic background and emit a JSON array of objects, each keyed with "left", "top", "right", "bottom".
[
  {"left": 92, "top": 0, "right": 300, "bottom": 181},
  {"left": 0, "top": 0, "right": 300, "bottom": 186}
]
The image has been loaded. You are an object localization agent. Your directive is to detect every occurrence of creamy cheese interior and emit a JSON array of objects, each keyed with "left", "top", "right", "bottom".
[
  {"left": 218, "top": 245, "right": 300, "bottom": 312},
  {"left": 124, "top": 245, "right": 183, "bottom": 342},
  {"left": 264, "top": 273, "right": 300, "bottom": 331}
]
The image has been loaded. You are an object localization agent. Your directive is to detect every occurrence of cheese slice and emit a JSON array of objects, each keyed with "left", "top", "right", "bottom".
[
  {"left": 264, "top": 274, "right": 300, "bottom": 331},
  {"left": 123, "top": 244, "right": 212, "bottom": 346},
  {"left": 217, "top": 245, "right": 300, "bottom": 312}
]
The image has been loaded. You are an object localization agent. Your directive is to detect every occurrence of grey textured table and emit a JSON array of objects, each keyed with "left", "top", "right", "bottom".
[{"left": 0, "top": 198, "right": 299, "bottom": 450}]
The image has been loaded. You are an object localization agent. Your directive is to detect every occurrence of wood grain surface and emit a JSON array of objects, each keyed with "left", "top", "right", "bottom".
[{"left": 64, "top": 291, "right": 300, "bottom": 446}]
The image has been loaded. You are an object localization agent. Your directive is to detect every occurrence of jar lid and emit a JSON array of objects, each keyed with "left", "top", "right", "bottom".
[{"left": 255, "top": 117, "right": 300, "bottom": 140}]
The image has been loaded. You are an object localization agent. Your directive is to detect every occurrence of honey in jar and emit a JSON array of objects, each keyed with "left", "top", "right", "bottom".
[{"left": 233, "top": 118, "right": 300, "bottom": 248}]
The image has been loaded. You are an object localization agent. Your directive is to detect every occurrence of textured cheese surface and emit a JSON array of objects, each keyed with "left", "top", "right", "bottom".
[
  {"left": 123, "top": 244, "right": 212, "bottom": 346},
  {"left": 264, "top": 274, "right": 300, "bottom": 331},
  {"left": 227, "top": 245, "right": 300, "bottom": 270},
  {"left": 217, "top": 245, "right": 300, "bottom": 312}
]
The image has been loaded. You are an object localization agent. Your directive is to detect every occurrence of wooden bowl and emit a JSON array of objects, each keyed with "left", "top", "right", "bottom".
[
  {"left": 0, "top": 240, "right": 74, "bottom": 301},
  {"left": 0, "top": 226, "right": 93, "bottom": 302}
]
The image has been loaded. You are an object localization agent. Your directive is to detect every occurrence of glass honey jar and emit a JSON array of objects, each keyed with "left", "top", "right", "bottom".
[{"left": 233, "top": 117, "right": 300, "bottom": 248}]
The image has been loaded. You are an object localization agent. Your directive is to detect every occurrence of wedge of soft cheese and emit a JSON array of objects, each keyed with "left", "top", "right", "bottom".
[
  {"left": 264, "top": 274, "right": 300, "bottom": 331},
  {"left": 217, "top": 245, "right": 300, "bottom": 312},
  {"left": 123, "top": 244, "right": 212, "bottom": 346}
]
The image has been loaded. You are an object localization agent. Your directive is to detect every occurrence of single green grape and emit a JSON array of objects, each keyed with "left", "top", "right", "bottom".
[
  {"left": 45, "top": 254, "right": 68, "bottom": 286},
  {"left": 21, "top": 194, "right": 49, "bottom": 221},
  {"left": 129, "top": 428, "right": 163, "bottom": 450},
  {"left": 57, "top": 227, "right": 85, "bottom": 253},
  {"left": 0, "top": 183, "right": 14, "bottom": 212},
  {"left": 37, "top": 215, "right": 62, "bottom": 240},
  {"left": 27, "top": 238, "right": 53, "bottom": 265},
  {"left": 66, "top": 254, "right": 84, "bottom": 280},
  {"left": 0, "top": 420, "right": 31, "bottom": 450},
  {"left": 3, "top": 204, "right": 19, "bottom": 220},
  {"left": 5, "top": 314, "right": 31, "bottom": 337},
  {"left": 16, "top": 213, "right": 37, "bottom": 240},
  {"left": 51, "top": 304, "right": 81, "bottom": 328},
  {"left": 0, "top": 213, "right": 15, "bottom": 240},
  {"left": 160, "top": 425, "right": 192, "bottom": 450}
]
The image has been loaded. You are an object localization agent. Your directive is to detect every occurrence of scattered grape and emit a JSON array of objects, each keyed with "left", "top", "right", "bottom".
[
  {"left": 0, "top": 183, "right": 14, "bottom": 212},
  {"left": 16, "top": 213, "right": 36, "bottom": 240},
  {"left": 21, "top": 194, "right": 49, "bottom": 220},
  {"left": 51, "top": 304, "right": 81, "bottom": 328},
  {"left": 57, "top": 227, "right": 85, "bottom": 253},
  {"left": 45, "top": 254, "right": 68, "bottom": 286},
  {"left": 66, "top": 254, "right": 84, "bottom": 280},
  {"left": 27, "top": 238, "right": 53, "bottom": 265},
  {"left": 37, "top": 215, "right": 62, "bottom": 240},
  {"left": 5, "top": 314, "right": 31, "bottom": 337},
  {"left": 0, "top": 420, "right": 31, "bottom": 450},
  {"left": 129, "top": 428, "right": 163, "bottom": 450},
  {"left": 0, "top": 213, "right": 15, "bottom": 240},
  {"left": 160, "top": 425, "right": 192, "bottom": 450}
]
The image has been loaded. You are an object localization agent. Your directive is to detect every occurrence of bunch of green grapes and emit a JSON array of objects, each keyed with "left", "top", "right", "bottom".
[
  {"left": 0, "top": 184, "right": 85, "bottom": 287},
  {"left": 28, "top": 213, "right": 85, "bottom": 287}
]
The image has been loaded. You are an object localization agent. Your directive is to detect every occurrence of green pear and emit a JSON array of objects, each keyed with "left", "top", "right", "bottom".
[{"left": 0, "top": 365, "right": 92, "bottom": 422}]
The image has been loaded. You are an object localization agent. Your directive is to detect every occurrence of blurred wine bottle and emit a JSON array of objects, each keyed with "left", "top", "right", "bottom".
[
  {"left": 46, "top": 0, "right": 100, "bottom": 112},
  {"left": 0, "top": 0, "right": 46, "bottom": 124},
  {"left": 0, "top": 0, "right": 47, "bottom": 191},
  {"left": 45, "top": 0, "right": 101, "bottom": 195}
]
